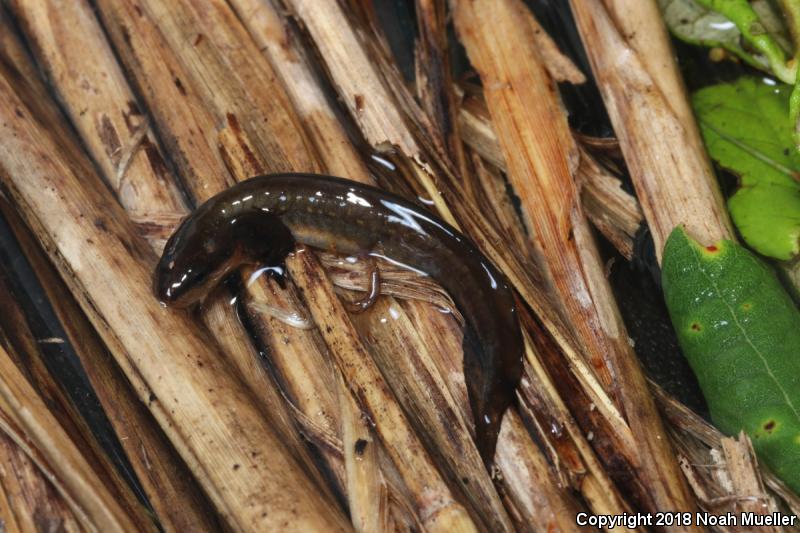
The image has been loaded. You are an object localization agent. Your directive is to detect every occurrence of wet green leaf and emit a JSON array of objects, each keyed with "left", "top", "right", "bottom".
[
  {"left": 662, "top": 226, "right": 800, "bottom": 495},
  {"left": 659, "top": 0, "right": 794, "bottom": 82},
  {"left": 693, "top": 77, "right": 800, "bottom": 260}
]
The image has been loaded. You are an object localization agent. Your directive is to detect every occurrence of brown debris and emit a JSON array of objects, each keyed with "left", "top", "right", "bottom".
[
  {"left": 451, "top": 0, "right": 697, "bottom": 527},
  {"left": 0, "top": 0, "right": 796, "bottom": 530}
]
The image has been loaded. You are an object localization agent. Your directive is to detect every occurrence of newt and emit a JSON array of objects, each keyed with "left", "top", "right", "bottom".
[{"left": 154, "top": 173, "right": 523, "bottom": 464}]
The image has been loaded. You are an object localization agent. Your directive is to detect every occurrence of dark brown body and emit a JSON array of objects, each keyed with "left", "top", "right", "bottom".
[{"left": 155, "top": 173, "right": 523, "bottom": 463}]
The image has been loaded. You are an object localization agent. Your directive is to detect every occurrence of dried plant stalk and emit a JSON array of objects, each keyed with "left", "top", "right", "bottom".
[
  {"left": 284, "top": 0, "right": 417, "bottom": 156},
  {"left": 283, "top": 1, "right": 604, "bottom": 527},
  {"left": 33, "top": 0, "right": 357, "bottom": 506},
  {"left": 0, "top": 428, "right": 83, "bottom": 533},
  {"left": 282, "top": 0, "right": 459, "bottom": 227},
  {"left": 571, "top": 0, "right": 785, "bottom": 512},
  {"left": 719, "top": 435, "right": 781, "bottom": 533},
  {"left": 247, "top": 275, "right": 391, "bottom": 532},
  {"left": 0, "top": 7, "right": 228, "bottom": 529},
  {"left": 287, "top": 248, "right": 478, "bottom": 533},
  {"left": 577, "top": 149, "right": 642, "bottom": 260},
  {"left": 493, "top": 411, "right": 585, "bottom": 531},
  {"left": 452, "top": 0, "right": 698, "bottom": 525},
  {"left": 414, "top": 0, "right": 469, "bottom": 175},
  {"left": 228, "top": 0, "right": 371, "bottom": 182},
  {"left": 136, "top": 0, "right": 319, "bottom": 175},
  {"left": 346, "top": 293, "right": 523, "bottom": 532},
  {"left": 0, "top": 344, "right": 138, "bottom": 532},
  {"left": 386, "top": 292, "right": 595, "bottom": 529},
  {"left": 6, "top": 0, "right": 345, "bottom": 524},
  {"left": 7, "top": 0, "right": 185, "bottom": 218},
  {"left": 0, "top": 258, "right": 95, "bottom": 533},
  {"left": 570, "top": 0, "right": 733, "bottom": 258},
  {"left": 0, "top": 61, "right": 349, "bottom": 530},
  {"left": 301, "top": 3, "right": 637, "bottom": 528},
  {"left": 92, "top": 0, "right": 231, "bottom": 192},
  {"left": 338, "top": 372, "right": 390, "bottom": 533},
  {"left": 1, "top": 198, "right": 222, "bottom": 532},
  {"left": 466, "top": 153, "right": 533, "bottom": 260},
  {"left": 227, "top": 1, "right": 525, "bottom": 528},
  {"left": 523, "top": 10, "right": 586, "bottom": 85},
  {"left": 0, "top": 8, "right": 37, "bottom": 83},
  {"left": 458, "top": 91, "right": 641, "bottom": 259},
  {"left": 95, "top": 0, "right": 350, "bottom": 494},
  {"left": 0, "top": 20, "right": 168, "bottom": 528},
  {"left": 602, "top": 0, "right": 697, "bottom": 133},
  {"left": 457, "top": 93, "right": 505, "bottom": 171},
  {"left": 653, "top": 385, "right": 799, "bottom": 524},
  {"left": 0, "top": 262, "right": 158, "bottom": 532},
  {"left": 92, "top": 1, "right": 397, "bottom": 523},
  {"left": 518, "top": 349, "right": 634, "bottom": 523},
  {"left": 95, "top": 1, "right": 463, "bottom": 527}
]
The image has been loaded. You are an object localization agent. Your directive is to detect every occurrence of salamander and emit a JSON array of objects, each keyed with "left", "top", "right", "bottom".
[{"left": 154, "top": 173, "right": 523, "bottom": 464}]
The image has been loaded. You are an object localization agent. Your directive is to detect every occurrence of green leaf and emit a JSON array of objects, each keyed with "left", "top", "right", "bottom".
[
  {"left": 659, "top": 0, "right": 795, "bottom": 82},
  {"left": 662, "top": 226, "right": 800, "bottom": 495},
  {"left": 693, "top": 76, "right": 800, "bottom": 260}
]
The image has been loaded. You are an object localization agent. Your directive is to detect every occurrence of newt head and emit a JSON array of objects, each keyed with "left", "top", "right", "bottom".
[
  {"left": 154, "top": 212, "right": 245, "bottom": 308},
  {"left": 154, "top": 205, "right": 295, "bottom": 308}
]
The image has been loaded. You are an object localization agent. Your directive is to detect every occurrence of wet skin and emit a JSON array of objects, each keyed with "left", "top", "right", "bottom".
[{"left": 154, "top": 173, "right": 523, "bottom": 464}]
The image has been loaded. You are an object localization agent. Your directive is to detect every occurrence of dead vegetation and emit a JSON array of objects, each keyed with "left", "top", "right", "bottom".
[{"left": 0, "top": 0, "right": 796, "bottom": 531}]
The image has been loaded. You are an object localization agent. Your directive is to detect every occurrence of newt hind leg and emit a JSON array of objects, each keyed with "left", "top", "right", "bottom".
[{"left": 344, "top": 253, "right": 381, "bottom": 313}]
